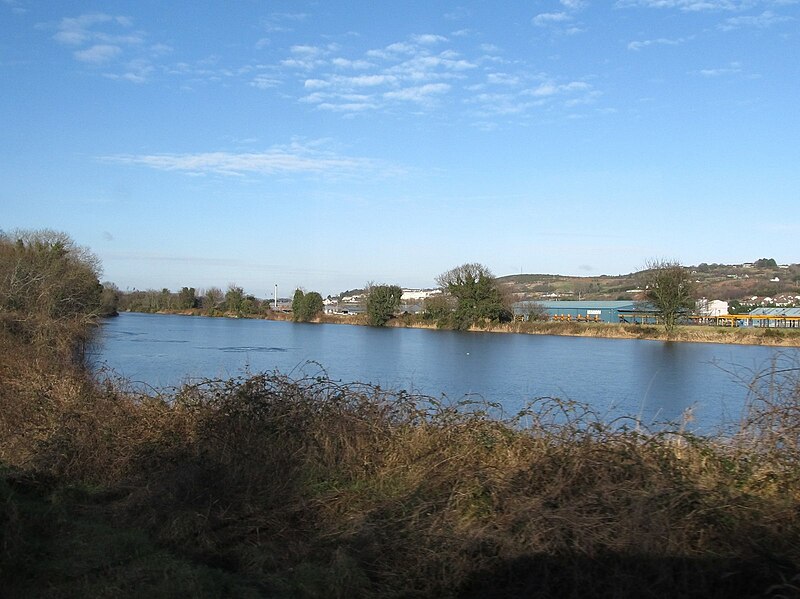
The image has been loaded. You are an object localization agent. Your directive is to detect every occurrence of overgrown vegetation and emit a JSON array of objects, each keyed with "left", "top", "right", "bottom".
[
  {"left": 366, "top": 284, "right": 402, "bottom": 326},
  {"left": 292, "top": 288, "right": 324, "bottom": 322},
  {"left": 434, "top": 263, "right": 513, "bottom": 329},
  {"left": 3, "top": 355, "right": 800, "bottom": 597},
  {"left": 2, "top": 232, "right": 800, "bottom": 597}
]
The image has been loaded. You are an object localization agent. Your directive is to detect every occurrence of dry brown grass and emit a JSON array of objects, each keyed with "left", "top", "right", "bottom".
[{"left": 2, "top": 320, "right": 800, "bottom": 597}]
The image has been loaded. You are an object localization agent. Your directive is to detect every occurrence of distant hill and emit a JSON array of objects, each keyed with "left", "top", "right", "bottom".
[{"left": 497, "top": 261, "right": 800, "bottom": 304}]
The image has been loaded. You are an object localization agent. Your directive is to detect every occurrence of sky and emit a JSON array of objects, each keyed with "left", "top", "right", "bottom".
[{"left": 2, "top": 0, "right": 799, "bottom": 297}]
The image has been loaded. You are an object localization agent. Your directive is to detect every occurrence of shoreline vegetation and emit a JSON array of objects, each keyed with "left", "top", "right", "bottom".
[
  {"left": 3, "top": 232, "right": 800, "bottom": 597},
  {"left": 125, "top": 307, "right": 800, "bottom": 347}
]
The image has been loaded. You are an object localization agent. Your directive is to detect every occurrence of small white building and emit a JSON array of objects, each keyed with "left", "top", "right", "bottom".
[
  {"left": 400, "top": 288, "right": 441, "bottom": 301},
  {"left": 696, "top": 298, "right": 729, "bottom": 317}
]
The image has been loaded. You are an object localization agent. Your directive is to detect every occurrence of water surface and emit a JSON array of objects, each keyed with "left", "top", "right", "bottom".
[{"left": 91, "top": 312, "right": 796, "bottom": 432}]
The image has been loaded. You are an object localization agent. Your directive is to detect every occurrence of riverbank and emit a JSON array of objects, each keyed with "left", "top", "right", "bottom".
[
  {"left": 2, "top": 349, "right": 799, "bottom": 597},
  {"left": 390, "top": 318, "right": 800, "bottom": 346},
  {"left": 133, "top": 308, "right": 800, "bottom": 347},
  {"left": 4, "top": 312, "right": 800, "bottom": 597}
]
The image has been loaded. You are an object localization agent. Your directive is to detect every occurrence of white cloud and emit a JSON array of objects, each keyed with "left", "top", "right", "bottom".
[
  {"left": 317, "top": 102, "right": 378, "bottom": 112},
  {"left": 74, "top": 44, "right": 121, "bottom": 63},
  {"left": 487, "top": 73, "right": 521, "bottom": 86},
  {"left": 411, "top": 34, "right": 448, "bottom": 45},
  {"left": 331, "top": 57, "right": 373, "bottom": 69},
  {"left": 53, "top": 13, "right": 141, "bottom": 47},
  {"left": 525, "top": 80, "right": 592, "bottom": 98},
  {"left": 384, "top": 83, "right": 451, "bottom": 102},
  {"left": 720, "top": 10, "right": 793, "bottom": 29},
  {"left": 470, "top": 92, "right": 533, "bottom": 115},
  {"left": 103, "top": 145, "right": 397, "bottom": 177},
  {"left": 290, "top": 44, "right": 323, "bottom": 56},
  {"left": 627, "top": 36, "right": 687, "bottom": 50},
  {"left": 696, "top": 62, "right": 742, "bottom": 75},
  {"left": 276, "top": 32, "right": 598, "bottom": 121},
  {"left": 303, "top": 78, "right": 329, "bottom": 89},
  {"left": 49, "top": 12, "right": 170, "bottom": 82},
  {"left": 615, "top": 0, "right": 757, "bottom": 10},
  {"left": 250, "top": 75, "right": 281, "bottom": 89},
  {"left": 533, "top": 12, "right": 572, "bottom": 26}
]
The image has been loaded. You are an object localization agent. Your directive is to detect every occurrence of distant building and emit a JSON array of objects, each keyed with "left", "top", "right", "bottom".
[
  {"left": 400, "top": 288, "right": 441, "bottom": 301},
  {"left": 747, "top": 307, "right": 800, "bottom": 328},
  {"left": 512, "top": 300, "right": 657, "bottom": 324},
  {"left": 696, "top": 298, "right": 729, "bottom": 317}
]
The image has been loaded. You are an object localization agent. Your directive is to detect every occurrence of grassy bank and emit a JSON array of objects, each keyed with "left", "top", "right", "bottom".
[
  {"left": 460, "top": 319, "right": 800, "bottom": 346},
  {"left": 133, "top": 307, "right": 800, "bottom": 346},
  {"left": 2, "top": 318, "right": 800, "bottom": 598}
]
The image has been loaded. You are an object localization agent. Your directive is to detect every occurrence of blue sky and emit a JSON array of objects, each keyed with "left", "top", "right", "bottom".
[{"left": 2, "top": 1, "right": 798, "bottom": 297}]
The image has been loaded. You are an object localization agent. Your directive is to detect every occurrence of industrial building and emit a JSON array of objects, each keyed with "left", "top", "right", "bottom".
[
  {"left": 512, "top": 301, "right": 659, "bottom": 324},
  {"left": 722, "top": 307, "right": 800, "bottom": 328}
]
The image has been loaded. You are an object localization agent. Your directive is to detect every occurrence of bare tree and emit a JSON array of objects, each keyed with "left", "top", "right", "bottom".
[{"left": 640, "top": 259, "right": 696, "bottom": 333}]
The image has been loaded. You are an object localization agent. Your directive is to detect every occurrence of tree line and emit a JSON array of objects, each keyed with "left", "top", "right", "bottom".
[{"left": 106, "top": 253, "right": 698, "bottom": 333}]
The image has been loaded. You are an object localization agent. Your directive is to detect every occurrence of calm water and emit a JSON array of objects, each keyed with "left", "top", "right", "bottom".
[{"left": 90, "top": 312, "right": 797, "bottom": 432}]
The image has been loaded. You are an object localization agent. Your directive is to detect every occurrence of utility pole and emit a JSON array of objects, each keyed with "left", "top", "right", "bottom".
[{"left": 274, "top": 284, "right": 278, "bottom": 310}]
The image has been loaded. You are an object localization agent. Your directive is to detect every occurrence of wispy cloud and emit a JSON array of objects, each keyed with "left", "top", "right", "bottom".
[
  {"left": 532, "top": 1, "right": 588, "bottom": 34},
  {"left": 533, "top": 12, "right": 572, "bottom": 26},
  {"left": 695, "top": 61, "right": 742, "bottom": 76},
  {"left": 52, "top": 13, "right": 136, "bottom": 45},
  {"left": 467, "top": 77, "right": 598, "bottom": 118},
  {"left": 102, "top": 143, "right": 402, "bottom": 178},
  {"left": 250, "top": 28, "right": 602, "bottom": 125},
  {"left": 616, "top": 0, "right": 746, "bottom": 10},
  {"left": 74, "top": 44, "right": 121, "bottom": 63},
  {"left": 384, "top": 83, "right": 451, "bottom": 103},
  {"left": 48, "top": 12, "right": 167, "bottom": 82},
  {"left": 2, "top": 0, "right": 27, "bottom": 15},
  {"left": 720, "top": 10, "right": 793, "bottom": 28},
  {"left": 627, "top": 36, "right": 689, "bottom": 50},
  {"left": 284, "top": 34, "right": 483, "bottom": 114},
  {"left": 260, "top": 11, "right": 308, "bottom": 34},
  {"left": 616, "top": 0, "right": 790, "bottom": 11}
]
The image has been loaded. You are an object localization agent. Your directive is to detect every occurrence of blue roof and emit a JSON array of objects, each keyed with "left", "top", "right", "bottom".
[
  {"left": 513, "top": 300, "right": 639, "bottom": 310},
  {"left": 748, "top": 307, "right": 800, "bottom": 316}
]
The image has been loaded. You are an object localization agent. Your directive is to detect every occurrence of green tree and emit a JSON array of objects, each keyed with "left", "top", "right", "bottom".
[
  {"left": 435, "top": 263, "right": 512, "bottom": 329},
  {"left": 225, "top": 285, "right": 245, "bottom": 314},
  {"left": 366, "top": 284, "right": 402, "bottom": 326},
  {"left": 202, "top": 287, "right": 223, "bottom": 312},
  {"left": 292, "top": 289, "right": 323, "bottom": 322},
  {"left": 755, "top": 258, "right": 778, "bottom": 269},
  {"left": 422, "top": 294, "right": 455, "bottom": 322},
  {"left": 177, "top": 287, "right": 198, "bottom": 310},
  {"left": 641, "top": 259, "right": 697, "bottom": 333}
]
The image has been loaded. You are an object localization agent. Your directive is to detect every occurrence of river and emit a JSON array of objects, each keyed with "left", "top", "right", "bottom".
[{"left": 90, "top": 312, "right": 798, "bottom": 433}]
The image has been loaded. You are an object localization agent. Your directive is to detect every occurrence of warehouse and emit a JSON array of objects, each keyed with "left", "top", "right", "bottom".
[
  {"left": 512, "top": 301, "right": 653, "bottom": 324},
  {"left": 742, "top": 307, "right": 800, "bottom": 328}
]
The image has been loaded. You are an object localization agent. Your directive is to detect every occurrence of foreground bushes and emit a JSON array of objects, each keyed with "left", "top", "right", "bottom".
[{"left": 2, "top": 342, "right": 800, "bottom": 597}]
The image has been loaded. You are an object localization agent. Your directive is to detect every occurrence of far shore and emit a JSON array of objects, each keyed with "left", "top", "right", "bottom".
[{"left": 122, "top": 309, "right": 800, "bottom": 347}]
